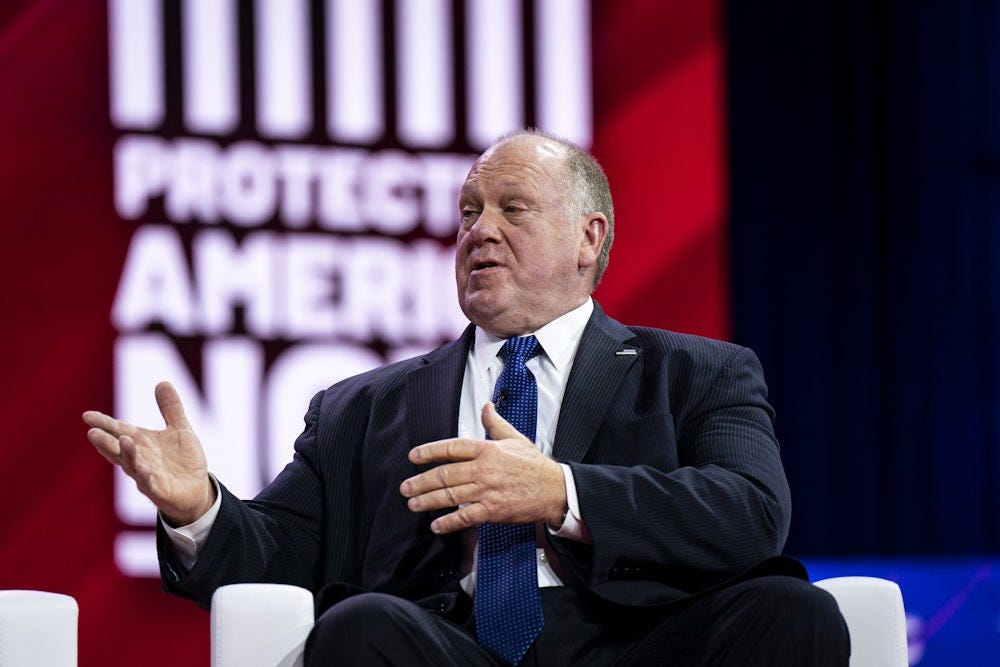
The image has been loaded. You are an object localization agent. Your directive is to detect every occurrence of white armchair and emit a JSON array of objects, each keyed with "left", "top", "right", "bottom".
[
  {"left": 211, "top": 577, "right": 908, "bottom": 667},
  {"left": 814, "top": 576, "right": 909, "bottom": 667},
  {"left": 0, "top": 590, "right": 78, "bottom": 666},
  {"left": 211, "top": 584, "right": 314, "bottom": 667}
]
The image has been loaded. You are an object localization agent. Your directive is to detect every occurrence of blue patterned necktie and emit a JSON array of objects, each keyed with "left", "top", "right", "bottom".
[{"left": 475, "top": 335, "right": 544, "bottom": 665}]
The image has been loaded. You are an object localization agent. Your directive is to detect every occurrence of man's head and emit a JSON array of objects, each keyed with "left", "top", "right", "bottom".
[{"left": 455, "top": 130, "right": 614, "bottom": 337}]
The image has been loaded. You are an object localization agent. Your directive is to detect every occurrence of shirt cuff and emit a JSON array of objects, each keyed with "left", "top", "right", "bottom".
[
  {"left": 159, "top": 474, "right": 222, "bottom": 571},
  {"left": 548, "top": 463, "right": 592, "bottom": 543}
]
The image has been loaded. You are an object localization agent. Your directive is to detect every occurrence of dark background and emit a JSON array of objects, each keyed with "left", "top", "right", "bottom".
[{"left": 728, "top": 0, "right": 1000, "bottom": 556}]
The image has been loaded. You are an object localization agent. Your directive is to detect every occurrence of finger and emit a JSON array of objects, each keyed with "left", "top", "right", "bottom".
[
  {"left": 82, "top": 410, "right": 103, "bottom": 428},
  {"left": 132, "top": 456, "right": 160, "bottom": 500},
  {"left": 87, "top": 427, "right": 122, "bottom": 463},
  {"left": 132, "top": 464, "right": 154, "bottom": 498},
  {"left": 480, "top": 401, "right": 521, "bottom": 440},
  {"left": 155, "top": 381, "right": 191, "bottom": 430},
  {"left": 430, "top": 503, "right": 489, "bottom": 534},
  {"left": 82, "top": 411, "right": 136, "bottom": 439},
  {"left": 401, "top": 460, "right": 478, "bottom": 497},
  {"left": 408, "top": 438, "right": 482, "bottom": 464},
  {"left": 118, "top": 434, "right": 140, "bottom": 476},
  {"left": 406, "top": 482, "right": 480, "bottom": 512}
]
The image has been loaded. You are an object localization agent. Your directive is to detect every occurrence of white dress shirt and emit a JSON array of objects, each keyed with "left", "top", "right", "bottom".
[{"left": 164, "top": 299, "right": 596, "bottom": 586}]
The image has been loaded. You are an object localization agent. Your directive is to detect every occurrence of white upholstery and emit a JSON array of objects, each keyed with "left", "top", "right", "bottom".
[
  {"left": 814, "top": 576, "right": 908, "bottom": 667},
  {"left": 211, "top": 583, "right": 314, "bottom": 667},
  {"left": 0, "top": 590, "right": 78, "bottom": 666},
  {"left": 211, "top": 577, "right": 907, "bottom": 666}
]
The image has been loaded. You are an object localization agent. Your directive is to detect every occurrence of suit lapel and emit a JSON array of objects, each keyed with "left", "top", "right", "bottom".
[
  {"left": 552, "top": 303, "right": 638, "bottom": 463},
  {"left": 406, "top": 325, "right": 473, "bottom": 450},
  {"left": 406, "top": 325, "right": 474, "bottom": 566}
]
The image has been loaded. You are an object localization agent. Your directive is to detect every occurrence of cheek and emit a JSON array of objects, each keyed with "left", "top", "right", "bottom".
[
  {"left": 454, "top": 236, "right": 469, "bottom": 269},
  {"left": 535, "top": 239, "right": 576, "bottom": 273}
]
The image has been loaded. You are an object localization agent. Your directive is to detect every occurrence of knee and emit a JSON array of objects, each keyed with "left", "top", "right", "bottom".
[
  {"left": 312, "top": 591, "right": 412, "bottom": 636},
  {"left": 306, "top": 593, "right": 412, "bottom": 664},
  {"left": 744, "top": 576, "right": 844, "bottom": 621},
  {"left": 762, "top": 575, "right": 837, "bottom": 604},
  {"left": 320, "top": 592, "right": 407, "bottom": 626},
  {"left": 741, "top": 576, "right": 850, "bottom": 649}
]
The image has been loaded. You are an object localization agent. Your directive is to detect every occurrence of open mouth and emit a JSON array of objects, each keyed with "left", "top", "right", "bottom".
[{"left": 472, "top": 262, "right": 500, "bottom": 272}]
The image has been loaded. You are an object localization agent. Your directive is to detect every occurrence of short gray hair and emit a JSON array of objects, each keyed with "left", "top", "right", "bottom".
[{"left": 492, "top": 129, "right": 615, "bottom": 288}]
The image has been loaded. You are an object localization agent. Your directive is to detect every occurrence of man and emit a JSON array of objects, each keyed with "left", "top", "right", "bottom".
[{"left": 84, "top": 130, "right": 849, "bottom": 665}]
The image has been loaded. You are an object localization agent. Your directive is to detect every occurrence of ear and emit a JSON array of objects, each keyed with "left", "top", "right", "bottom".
[{"left": 578, "top": 212, "right": 608, "bottom": 270}]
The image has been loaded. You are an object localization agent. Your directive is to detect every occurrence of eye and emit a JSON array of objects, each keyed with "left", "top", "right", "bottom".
[{"left": 460, "top": 207, "right": 480, "bottom": 226}]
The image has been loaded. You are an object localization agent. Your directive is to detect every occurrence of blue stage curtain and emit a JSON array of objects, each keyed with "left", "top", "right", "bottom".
[{"left": 728, "top": 0, "right": 1000, "bottom": 554}]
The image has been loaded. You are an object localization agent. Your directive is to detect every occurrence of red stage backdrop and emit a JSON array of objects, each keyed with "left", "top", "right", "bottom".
[{"left": 0, "top": 1, "right": 726, "bottom": 664}]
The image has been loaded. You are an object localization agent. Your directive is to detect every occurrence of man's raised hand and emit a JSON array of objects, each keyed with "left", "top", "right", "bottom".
[{"left": 82, "top": 381, "right": 214, "bottom": 526}]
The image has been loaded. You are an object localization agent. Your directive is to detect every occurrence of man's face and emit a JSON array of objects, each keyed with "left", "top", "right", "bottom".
[{"left": 455, "top": 137, "right": 593, "bottom": 337}]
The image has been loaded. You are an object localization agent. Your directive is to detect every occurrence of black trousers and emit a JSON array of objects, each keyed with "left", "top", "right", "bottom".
[{"left": 305, "top": 576, "right": 850, "bottom": 666}]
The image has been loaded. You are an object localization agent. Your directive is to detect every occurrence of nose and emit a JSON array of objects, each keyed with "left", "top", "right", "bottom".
[{"left": 466, "top": 207, "right": 503, "bottom": 245}]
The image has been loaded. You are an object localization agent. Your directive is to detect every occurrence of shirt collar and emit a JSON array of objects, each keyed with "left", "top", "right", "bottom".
[{"left": 472, "top": 298, "right": 594, "bottom": 372}]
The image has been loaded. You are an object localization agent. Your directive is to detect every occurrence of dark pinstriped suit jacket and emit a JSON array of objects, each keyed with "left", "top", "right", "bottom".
[{"left": 158, "top": 302, "right": 802, "bottom": 613}]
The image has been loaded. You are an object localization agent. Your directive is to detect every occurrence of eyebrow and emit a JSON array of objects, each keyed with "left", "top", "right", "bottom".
[{"left": 458, "top": 177, "right": 542, "bottom": 205}]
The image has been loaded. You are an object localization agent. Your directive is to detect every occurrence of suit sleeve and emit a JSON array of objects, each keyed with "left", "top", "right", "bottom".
[
  {"left": 157, "top": 390, "right": 328, "bottom": 609},
  {"left": 556, "top": 345, "right": 791, "bottom": 590}
]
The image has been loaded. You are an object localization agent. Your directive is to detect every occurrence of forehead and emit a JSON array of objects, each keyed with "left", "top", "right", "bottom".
[{"left": 461, "top": 138, "right": 568, "bottom": 197}]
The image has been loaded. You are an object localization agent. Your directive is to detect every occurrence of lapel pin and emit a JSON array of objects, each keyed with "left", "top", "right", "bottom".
[{"left": 615, "top": 348, "right": 637, "bottom": 356}]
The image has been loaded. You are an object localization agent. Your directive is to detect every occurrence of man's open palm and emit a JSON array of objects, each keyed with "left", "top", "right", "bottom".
[{"left": 83, "top": 381, "right": 214, "bottom": 526}]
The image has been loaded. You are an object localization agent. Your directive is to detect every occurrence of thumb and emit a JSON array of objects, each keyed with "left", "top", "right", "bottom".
[
  {"left": 155, "top": 381, "right": 191, "bottom": 429},
  {"left": 481, "top": 401, "right": 521, "bottom": 440}
]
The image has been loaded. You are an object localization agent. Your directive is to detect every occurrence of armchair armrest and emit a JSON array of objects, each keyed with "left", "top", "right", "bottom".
[
  {"left": 211, "top": 583, "right": 315, "bottom": 667},
  {"left": 0, "top": 590, "right": 78, "bottom": 666},
  {"left": 813, "top": 576, "right": 908, "bottom": 667}
]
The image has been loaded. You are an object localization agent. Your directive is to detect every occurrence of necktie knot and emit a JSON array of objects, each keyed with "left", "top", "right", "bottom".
[
  {"left": 493, "top": 335, "right": 539, "bottom": 443},
  {"left": 499, "top": 335, "right": 539, "bottom": 367}
]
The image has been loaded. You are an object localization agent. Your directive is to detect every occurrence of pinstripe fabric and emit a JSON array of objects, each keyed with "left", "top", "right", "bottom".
[{"left": 158, "top": 302, "right": 795, "bottom": 620}]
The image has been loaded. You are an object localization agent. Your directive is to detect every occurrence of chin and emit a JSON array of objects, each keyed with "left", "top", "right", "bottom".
[
  {"left": 460, "top": 289, "right": 542, "bottom": 336},
  {"left": 461, "top": 303, "right": 500, "bottom": 331},
  {"left": 461, "top": 303, "right": 512, "bottom": 336}
]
